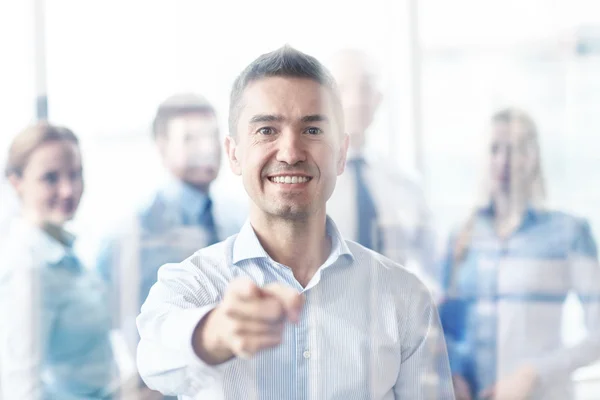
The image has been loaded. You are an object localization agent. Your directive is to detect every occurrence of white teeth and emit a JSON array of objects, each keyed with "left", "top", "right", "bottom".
[{"left": 271, "top": 176, "right": 309, "bottom": 184}]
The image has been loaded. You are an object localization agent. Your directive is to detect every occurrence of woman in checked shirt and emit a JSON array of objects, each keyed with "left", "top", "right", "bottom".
[{"left": 439, "top": 108, "right": 600, "bottom": 400}]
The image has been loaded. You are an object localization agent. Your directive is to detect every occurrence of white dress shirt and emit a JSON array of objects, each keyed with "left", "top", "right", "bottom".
[{"left": 136, "top": 217, "right": 454, "bottom": 399}]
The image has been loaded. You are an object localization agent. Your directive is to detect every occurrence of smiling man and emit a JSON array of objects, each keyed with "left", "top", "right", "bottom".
[{"left": 136, "top": 46, "right": 454, "bottom": 400}]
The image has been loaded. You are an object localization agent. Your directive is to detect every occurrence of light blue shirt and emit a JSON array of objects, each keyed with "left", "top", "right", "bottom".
[
  {"left": 136, "top": 217, "right": 454, "bottom": 400},
  {"left": 0, "top": 219, "right": 116, "bottom": 399},
  {"left": 439, "top": 206, "right": 600, "bottom": 399},
  {"left": 95, "top": 175, "right": 244, "bottom": 343},
  {"left": 96, "top": 176, "right": 227, "bottom": 305}
]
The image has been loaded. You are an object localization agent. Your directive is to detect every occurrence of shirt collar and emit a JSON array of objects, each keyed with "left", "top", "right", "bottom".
[
  {"left": 160, "top": 173, "right": 210, "bottom": 222},
  {"left": 479, "top": 202, "right": 539, "bottom": 226},
  {"left": 12, "top": 218, "right": 73, "bottom": 266},
  {"left": 232, "top": 216, "right": 354, "bottom": 266}
]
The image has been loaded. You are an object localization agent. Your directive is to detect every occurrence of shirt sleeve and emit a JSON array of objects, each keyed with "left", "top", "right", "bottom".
[
  {"left": 95, "top": 213, "right": 142, "bottom": 286},
  {"left": 95, "top": 218, "right": 141, "bottom": 345},
  {"left": 393, "top": 278, "right": 456, "bottom": 400},
  {"left": 531, "top": 219, "right": 600, "bottom": 384},
  {"left": 409, "top": 198, "right": 441, "bottom": 300},
  {"left": 413, "top": 189, "right": 437, "bottom": 276},
  {"left": 136, "top": 258, "right": 233, "bottom": 397},
  {"left": 1, "top": 254, "right": 57, "bottom": 400},
  {"left": 380, "top": 177, "right": 441, "bottom": 300},
  {"left": 95, "top": 237, "right": 118, "bottom": 284},
  {"left": 436, "top": 232, "right": 473, "bottom": 380}
]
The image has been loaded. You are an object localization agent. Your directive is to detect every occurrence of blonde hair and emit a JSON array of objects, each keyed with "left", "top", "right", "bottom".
[
  {"left": 452, "top": 108, "right": 546, "bottom": 266},
  {"left": 4, "top": 122, "right": 79, "bottom": 178}
]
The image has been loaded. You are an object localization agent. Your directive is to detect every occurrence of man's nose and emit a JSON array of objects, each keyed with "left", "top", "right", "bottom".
[{"left": 276, "top": 129, "right": 307, "bottom": 165}]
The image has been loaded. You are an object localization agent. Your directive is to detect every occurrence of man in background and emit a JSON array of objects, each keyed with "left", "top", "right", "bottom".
[
  {"left": 327, "top": 48, "right": 439, "bottom": 294},
  {"left": 96, "top": 93, "right": 244, "bottom": 399}
]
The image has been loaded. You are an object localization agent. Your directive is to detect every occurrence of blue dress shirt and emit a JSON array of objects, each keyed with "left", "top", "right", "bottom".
[{"left": 96, "top": 175, "right": 242, "bottom": 310}]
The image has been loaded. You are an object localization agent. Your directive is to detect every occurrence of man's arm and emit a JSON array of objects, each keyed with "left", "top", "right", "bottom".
[
  {"left": 136, "top": 258, "right": 225, "bottom": 397},
  {"left": 393, "top": 280, "right": 455, "bottom": 400},
  {"left": 136, "top": 258, "right": 303, "bottom": 397},
  {"left": 95, "top": 236, "right": 118, "bottom": 284}
]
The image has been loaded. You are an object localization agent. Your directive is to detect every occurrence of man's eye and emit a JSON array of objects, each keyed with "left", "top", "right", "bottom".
[
  {"left": 258, "top": 127, "right": 274, "bottom": 135},
  {"left": 306, "top": 127, "right": 322, "bottom": 135}
]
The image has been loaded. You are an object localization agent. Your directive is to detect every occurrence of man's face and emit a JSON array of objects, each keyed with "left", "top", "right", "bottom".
[
  {"left": 158, "top": 112, "right": 221, "bottom": 189},
  {"left": 225, "top": 77, "right": 349, "bottom": 221},
  {"left": 330, "top": 53, "right": 381, "bottom": 151}
]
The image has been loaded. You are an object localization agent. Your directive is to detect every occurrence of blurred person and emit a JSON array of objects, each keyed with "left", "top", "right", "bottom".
[
  {"left": 439, "top": 108, "right": 600, "bottom": 400},
  {"left": 0, "top": 176, "right": 19, "bottom": 243},
  {"left": 135, "top": 46, "right": 454, "bottom": 400},
  {"left": 0, "top": 167, "right": 22, "bottom": 396},
  {"left": 95, "top": 93, "right": 244, "bottom": 399},
  {"left": 326, "top": 48, "right": 438, "bottom": 294},
  {"left": 0, "top": 123, "right": 117, "bottom": 399}
]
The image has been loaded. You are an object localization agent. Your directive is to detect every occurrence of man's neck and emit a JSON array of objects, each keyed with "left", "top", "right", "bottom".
[
  {"left": 184, "top": 180, "right": 210, "bottom": 194},
  {"left": 250, "top": 209, "right": 331, "bottom": 287},
  {"left": 167, "top": 170, "right": 210, "bottom": 194}
]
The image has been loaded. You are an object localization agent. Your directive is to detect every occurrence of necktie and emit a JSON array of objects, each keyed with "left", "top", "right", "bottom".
[
  {"left": 198, "top": 197, "right": 219, "bottom": 245},
  {"left": 349, "top": 158, "right": 381, "bottom": 252},
  {"left": 59, "top": 253, "right": 84, "bottom": 274}
]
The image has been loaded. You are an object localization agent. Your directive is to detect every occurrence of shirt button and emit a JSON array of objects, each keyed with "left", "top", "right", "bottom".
[{"left": 303, "top": 350, "right": 311, "bottom": 359}]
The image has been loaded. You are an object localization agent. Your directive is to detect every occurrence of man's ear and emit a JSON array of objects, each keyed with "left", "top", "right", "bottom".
[
  {"left": 337, "top": 134, "right": 350, "bottom": 175},
  {"left": 225, "top": 136, "right": 242, "bottom": 176}
]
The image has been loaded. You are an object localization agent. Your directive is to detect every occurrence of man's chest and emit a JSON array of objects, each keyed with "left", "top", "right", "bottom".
[{"left": 219, "top": 285, "right": 403, "bottom": 400}]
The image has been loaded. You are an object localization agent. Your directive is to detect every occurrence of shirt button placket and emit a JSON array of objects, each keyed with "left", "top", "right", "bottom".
[{"left": 296, "top": 300, "right": 311, "bottom": 400}]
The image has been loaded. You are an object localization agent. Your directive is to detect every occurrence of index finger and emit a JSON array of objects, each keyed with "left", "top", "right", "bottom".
[{"left": 262, "top": 283, "right": 304, "bottom": 323}]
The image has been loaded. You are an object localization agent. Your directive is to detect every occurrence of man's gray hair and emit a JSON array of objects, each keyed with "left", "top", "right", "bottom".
[{"left": 228, "top": 45, "right": 343, "bottom": 136}]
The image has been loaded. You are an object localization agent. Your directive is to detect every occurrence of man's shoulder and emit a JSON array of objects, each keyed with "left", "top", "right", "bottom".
[
  {"left": 136, "top": 190, "right": 175, "bottom": 228},
  {"left": 177, "top": 234, "right": 238, "bottom": 273},
  {"left": 344, "top": 240, "right": 435, "bottom": 311},
  {"left": 103, "top": 189, "right": 184, "bottom": 239},
  {"left": 368, "top": 160, "right": 423, "bottom": 193},
  {"left": 345, "top": 240, "right": 425, "bottom": 285}
]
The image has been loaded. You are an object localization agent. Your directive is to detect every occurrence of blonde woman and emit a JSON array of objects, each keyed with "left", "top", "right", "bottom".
[
  {"left": 439, "top": 109, "right": 600, "bottom": 400},
  {"left": 0, "top": 123, "right": 116, "bottom": 398}
]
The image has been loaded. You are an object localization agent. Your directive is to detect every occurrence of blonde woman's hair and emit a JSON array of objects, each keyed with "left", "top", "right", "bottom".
[{"left": 4, "top": 122, "right": 79, "bottom": 178}]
